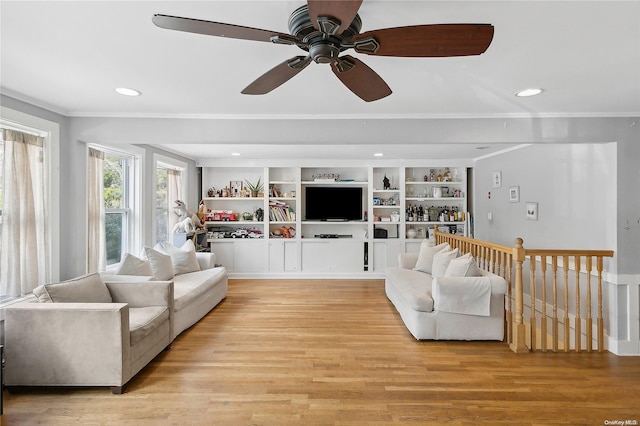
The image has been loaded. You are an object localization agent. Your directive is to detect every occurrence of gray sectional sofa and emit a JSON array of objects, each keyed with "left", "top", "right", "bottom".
[{"left": 4, "top": 241, "right": 227, "bottom": 393}]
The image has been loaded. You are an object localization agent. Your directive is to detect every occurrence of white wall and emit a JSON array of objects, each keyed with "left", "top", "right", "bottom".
[
  {"left": 474, "top": 143, "right": 617, "bottom": 253},
  {"left": 474, "top": 142, "right": 640, "bottom": 354}
]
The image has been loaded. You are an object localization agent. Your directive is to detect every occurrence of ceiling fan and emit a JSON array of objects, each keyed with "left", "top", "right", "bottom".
[{"left": 152, "top": 1, "right": 494, "bottom": 102}]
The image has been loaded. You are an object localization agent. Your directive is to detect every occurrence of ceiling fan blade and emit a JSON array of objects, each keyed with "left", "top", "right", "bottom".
[
  {"left": 330, "top": 55, "right": 391, "bottom": 102},
  {"left": 242, "top": 56, "right": 312, "bottom": 95},
  {"left": 353, "top": 24, "right": 494, "bottom": 57},
  {"left": 152, "top": 14, "right": 299, "bottom": 44},
  {"left": 307, "top": 0, "right": 363, "bottom": 34}
]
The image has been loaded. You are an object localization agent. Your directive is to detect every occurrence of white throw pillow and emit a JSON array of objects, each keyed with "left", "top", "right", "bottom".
[
  {"left": 33, "top": 273, "right": 112, "bottom": 303},
  {"left": 413, "top": 242, "right": 450, "bottom": 273},
  {"left": 116, "top": 253, "right": 153, "bottom": 276},
  {"left": 444, "top": 252, "right": 482, "bottom": 277},
  {"left": 163, "top": 240, "right": 201, "bottom": 276},
  {"left": 431, "top": 249, "right": 460, "bottom": 278},
  {"left": 144, "top": 246, "right": 175, "bottom": 280}
]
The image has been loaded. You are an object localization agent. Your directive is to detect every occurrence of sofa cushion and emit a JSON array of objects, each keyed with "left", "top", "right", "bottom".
[
  {"left": 164, "top": 240, "right": 201, "bottom": 276},
  {"left": 144, "top": 246, "right": 174, "bottom": 280},
  {"left": 129, "top": 306, "right": 170, "bottom": 346},
  {"left": 172, "top": 267, "right": 227, "bottom": 312},
  {"left": 33, "top": 273, "right": 113, "bottom": 303},
  {"left": 413, "top": 242, "right": 450, "bottom": 274},
  {"left": 431, "top": 249, "right": 460, "bottom": 278},
  {"left": 386, "top": 267, "right": 434, "bottom": 312},
  {"left": 116, "top": 253, "right": 153, "bottom": 276},
  {"left": 444, "top": 253, "right": 482, "bottom": 277}
]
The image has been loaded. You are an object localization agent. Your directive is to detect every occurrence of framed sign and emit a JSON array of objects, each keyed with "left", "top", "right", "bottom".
[
  {"left": 492, "top": 171, "right": 502, "bottom": 188},
  {"left": 509, "top": 186, "right": 520, "bottom": 202},
  {"left": 230, "top": 180, "right": 243, "bottom": 197},
  {"left": 526, "top": 202, "right": 538, "bottom": 220}
]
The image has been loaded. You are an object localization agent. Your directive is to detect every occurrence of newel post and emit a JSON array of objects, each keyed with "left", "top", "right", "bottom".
[{"left": 510, "top": 237, "right": 529, "bottom": 353}]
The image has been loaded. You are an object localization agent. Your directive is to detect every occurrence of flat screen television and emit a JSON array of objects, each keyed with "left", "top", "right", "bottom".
[{"left": 305, "top": 186, "right": 363, "bottom": 221}]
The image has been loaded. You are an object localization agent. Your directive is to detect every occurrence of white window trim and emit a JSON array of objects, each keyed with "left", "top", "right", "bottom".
[
  {"left": 87, "top": 143, "right": 144, "bottom": 268},
  {"left": 154, "top": 154, "right": 187, "bottom": 245},
  {"left": 0, "top": 106, "right": 60, "bottom": 284}
]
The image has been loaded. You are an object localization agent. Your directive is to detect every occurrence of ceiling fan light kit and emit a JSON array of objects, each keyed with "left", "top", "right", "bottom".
[{"left": 153, "top": 1, "right": 494, "bottom": 102}]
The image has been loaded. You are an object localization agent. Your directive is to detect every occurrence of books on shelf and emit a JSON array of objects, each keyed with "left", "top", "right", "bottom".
[{"left": 269, "top": 200, "right": 296, "bottom": 222}]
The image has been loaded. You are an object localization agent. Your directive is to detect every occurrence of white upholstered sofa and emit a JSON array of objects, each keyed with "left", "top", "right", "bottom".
[
  {"left": 4, "top": 274, "right": 174, "bottom": 394},
  {"left": 103, "top": 242, "right": 229, "bottom": 340},
  {"left": 4, "top": 240, "right": 228, "bottom": 393},
  {"left": 385, "top": 242, "right": 507, "bottom": 341}
]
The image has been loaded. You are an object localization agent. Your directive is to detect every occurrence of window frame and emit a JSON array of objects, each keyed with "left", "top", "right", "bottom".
[
  {"left": 154, "top": 154, "right": 187, "bottom": 245},
  {"left": 88, "top": 144, "right": 143, "bottom": 269},
  {"left": 0, "top": 106, "right": 60, "bottom": 285}
]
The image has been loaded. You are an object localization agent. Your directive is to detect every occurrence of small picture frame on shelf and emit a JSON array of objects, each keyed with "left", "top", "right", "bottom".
[
  {"left": 509, "top": 186, "right": 520, "bottom": 202},
  {"left": 526, "top": 202, "right": 538, "bottom": 220},
  {"left": 230, "top": 180, "right": 243, "bottom": 197}
]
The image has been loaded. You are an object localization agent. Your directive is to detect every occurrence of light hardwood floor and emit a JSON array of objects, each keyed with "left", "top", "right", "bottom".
[{"left": 2, "top": 279, "right": 639, "bottom": 425}]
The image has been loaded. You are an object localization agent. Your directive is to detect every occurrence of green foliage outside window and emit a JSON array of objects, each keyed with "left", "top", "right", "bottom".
[{"left": 104, "top": 155, "right": 126, "bottom": 265}]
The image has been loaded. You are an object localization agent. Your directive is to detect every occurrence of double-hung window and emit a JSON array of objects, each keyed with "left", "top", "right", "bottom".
[
  {"left": 155, "top": 157, "right": 185, "bottom": 245},
  {"left": 88, "top": 145, "right": 141, "bottom": 271},
  {"left": 0, "top": 107, "right": 59, "bottom": 299},
  {"left": 104, "top": 153, "right": 132, "bottom": 266}
]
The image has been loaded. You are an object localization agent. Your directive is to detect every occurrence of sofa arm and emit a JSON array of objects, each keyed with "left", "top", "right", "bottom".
[
  {"left": 196, "top": 251, "right": 216, "bottom": 270},
  {"left": 104, "top": 281, "right": 173, "bottom": 309},
  {"left": 433, "top": 276, "right": 505, "bottom": 317},
  {"left": 4, "top": 303, "right": 130, "bottom": 386},
  {"left": 434, "top": 275, "right": 507, "bottom": 297},
  {"left": 398, "top": 253, "right": 419, "bottom": 270}
]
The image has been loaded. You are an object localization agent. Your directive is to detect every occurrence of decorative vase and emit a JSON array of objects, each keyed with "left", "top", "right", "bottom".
[{"left": 406, "top": 228, "right": 417, "bottom": 239}]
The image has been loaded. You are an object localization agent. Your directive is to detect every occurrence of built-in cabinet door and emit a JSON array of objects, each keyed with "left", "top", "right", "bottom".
[
  {"left": 233, "top": 240, "right": 267, "bottom": 272},
  {"left": 329, "top": 240, "right": 365, "bottom": 273},
  {"left": 210, "top": 241, "right": 235, "bottom": 272},
  {"left": 372, "top": 241, "right": 403, "bottom": 272},
  {"left": 301, "top": 241, "right": 330, "bottom": 273},
  {"left": 269, "top": 240, "right": 298, "bottom": 272},
  {"left": 210, "top": 240, "right": 267, "bottom": 272},
  {"left": 301, "top": 240, "right": 365, "bottom": 273}
]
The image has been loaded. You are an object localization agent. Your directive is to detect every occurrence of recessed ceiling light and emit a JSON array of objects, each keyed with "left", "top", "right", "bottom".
[
  {"left": 515, "top": 88, "right": 543, "bottom": 97},
  {"left": 373, "top": 152, "right": 384, "bottom": 157},
  {"left": 115, "top": 87, "right": 142, "bottom": 97},
  {"left": 476, "top": 146, "right": 491, "bottom": 150},
  {"left": 231, "top": 152, "right": 241, "bottom": 156}
]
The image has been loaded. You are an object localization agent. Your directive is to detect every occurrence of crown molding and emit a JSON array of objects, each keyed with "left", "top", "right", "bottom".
[
  {"left": 66, "top": 112, "right": 640, "bottom": 120},
  {"left": 3, "top": 89, "right": 638, "bottom": 121},
  {"left": 0, "top": 88, "right": 69, "bottom": 117}
]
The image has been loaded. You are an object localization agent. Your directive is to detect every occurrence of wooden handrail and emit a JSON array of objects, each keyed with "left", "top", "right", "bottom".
[
  {"left": 433, "top": 227, "right": 614, "bottom": 353},
  {"left": 523, "top": 249, "right": 614, "bottom": 257}
]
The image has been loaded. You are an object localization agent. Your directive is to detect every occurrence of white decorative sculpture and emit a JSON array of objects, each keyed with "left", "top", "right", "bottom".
[{"left": 172, "top": 200, "right": 203, "bottom": 233}]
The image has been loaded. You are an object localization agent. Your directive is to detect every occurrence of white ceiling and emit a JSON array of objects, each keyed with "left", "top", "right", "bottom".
[{"left": 2, "top": 1, "right": 639, "bottom": 160}]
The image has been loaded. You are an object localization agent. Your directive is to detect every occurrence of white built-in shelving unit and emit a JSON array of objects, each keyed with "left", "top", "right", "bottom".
[{"left": 197, "top": 162, "right": 469, "bottom": 278}]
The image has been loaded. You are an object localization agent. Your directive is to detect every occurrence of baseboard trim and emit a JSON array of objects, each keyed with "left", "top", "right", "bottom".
[{"left": 607, "top": 337, "right": 640, "bottom": 356}]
